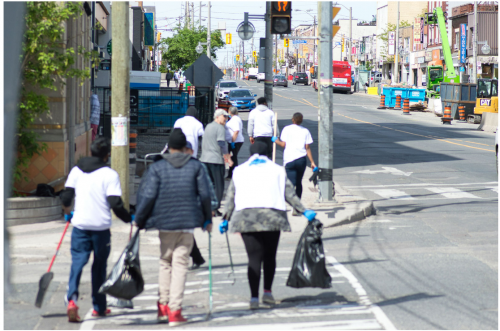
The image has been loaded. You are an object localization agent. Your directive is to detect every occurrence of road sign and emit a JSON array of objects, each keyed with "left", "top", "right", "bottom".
[
  {"left": 293, "top": 40, "right": 307, "bottom": 44},
  {"left": 335, "top": 42, "right": 341, "bottom": 46},
  {"left": 106, "top": 39, "right": 112, "bottom": 56},
  {"left": 183, "top": 54, "right": 224, "bottom": 87}
]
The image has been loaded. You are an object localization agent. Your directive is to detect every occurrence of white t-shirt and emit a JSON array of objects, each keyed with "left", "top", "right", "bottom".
[
  {"left": 65, "top": 166, "right": 122, "bottom": 231},
  {"left": 280, "top": 124, "right": 313, "bottom": 166},
  {"left": 225, "top": 116, "right": 244, "bottom": 143},
  {"left": 174, "top": 116, "right": 204, "bottom": 158}
]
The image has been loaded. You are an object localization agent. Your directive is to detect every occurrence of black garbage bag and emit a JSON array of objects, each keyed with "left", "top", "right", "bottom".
[
  {"left": 99, "top": 229, "right": 144, "bottom": 300},
  {"left": 286, "top": 219, "right": 332, "bottom": 289}
]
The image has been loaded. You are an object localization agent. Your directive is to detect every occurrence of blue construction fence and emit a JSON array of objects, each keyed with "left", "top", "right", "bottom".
[
  {"left": 381, "top": 87, "right": 427, "bottom": 108},
  {"left": 135, "top": 89, "right": 189, "bottom": 128}
]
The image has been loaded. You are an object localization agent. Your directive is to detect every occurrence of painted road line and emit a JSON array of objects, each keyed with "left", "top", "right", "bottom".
[
  {"left": 327, "top": 256, "right": 397, "bottom": 330},
  {"left": 425, "top": 187, "right": 482, "bottom": 199},
  {"left": 371, "top": 189, "right": 415, "bottom": 200},
  {"left": 212, "top": 319, "right": 382, "bottom": 330},
  {"left": 487, "top": 186, "right": 499, "bottom": 193},
  {"left": 344, "top": 182, "right": 498, "bottom": 189}
]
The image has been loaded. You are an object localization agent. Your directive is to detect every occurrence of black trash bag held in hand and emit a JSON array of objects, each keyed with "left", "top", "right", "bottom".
[
  {"left": 286, "top": 219, "right": 332, "bottom": 288},
  {"left": 99, "top": 229, "right": 144, "bottom": 300}
]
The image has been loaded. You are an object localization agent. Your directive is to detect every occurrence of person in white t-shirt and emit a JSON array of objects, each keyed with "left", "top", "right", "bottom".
[
  {"left": 273, "top": 112, "right": 316, "bottom": 215},
  {"left": 225, "top": 106, "right": 245, "bottom": 179},
  {"left": 60, "top": 137, "right": 132, "bottom": 322},
  {"left": 174, "top": 106, "right": 204, "bottom": 158}
]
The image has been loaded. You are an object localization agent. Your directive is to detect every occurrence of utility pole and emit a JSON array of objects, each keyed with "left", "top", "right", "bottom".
[
  {"left": 317, "top": 1, "right": 333, "bottom": 201},
  {"left": 185, "top": 1, "right": 188, "bottom": 28},
  {"left": 243, "top": 41, "right": 245, "bottom": 75},
  {"left": 472, "top": 1, "right": 477, "bottom": 83},
  {"left": 264, "top": 1, "right": 273, "bottom": 108},
  {"left": 199, "top": 3, "right": 202, "bottom": 28},
  {"left": 394, "top": 1, "right": 400, "bottom": 84},
  {"left": 191, "top": 2, "right": 194, "bottom": 29},
  {"left": 207, "top": 1, "right": 211, "bottom": 59},
  {"left": 348, "top": 7, "right": 352, "bottom": 65},
  {"left": 314, "top": 15, "right": 317, "bottom": 67},
  {"left": 111, "top": 1, "right": 131, "bottom": 214},
  {"left": 275, "top": 34, "right": 278, "bottom": 73}
]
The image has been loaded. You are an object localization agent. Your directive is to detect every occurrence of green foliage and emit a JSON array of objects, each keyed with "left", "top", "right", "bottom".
[
  {"left": 16, "top": 2, "right": 99, "bottom": 187},
  {"left": 378, "top": 21, "right": 411, "bottom": 61},
  {"left": 159, "top": 24, "right": 225, "bottom": 71}
]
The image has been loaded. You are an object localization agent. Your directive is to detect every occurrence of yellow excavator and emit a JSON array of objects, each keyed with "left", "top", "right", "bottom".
[{"left": 468, "top": 78, "right": 498, "bottom": 124}]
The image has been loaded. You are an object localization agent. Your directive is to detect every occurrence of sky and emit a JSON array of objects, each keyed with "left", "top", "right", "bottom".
[{"left": 144, "top": 0, "right": 471, "bottom": 68}]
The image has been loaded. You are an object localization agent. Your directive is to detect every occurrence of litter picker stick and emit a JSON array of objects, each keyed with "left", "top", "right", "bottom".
[
  {"left": 205, "top": 232, "right": 213, "bottom": 320},
  {"left": 272, "top": 112, "right": 278, "bottom": 163},
  {"left": 225, "top": 232, "right": 236, "bottom": 285},
  {"left": 35, "top": 221, "right": 71, "bottom": 308}
]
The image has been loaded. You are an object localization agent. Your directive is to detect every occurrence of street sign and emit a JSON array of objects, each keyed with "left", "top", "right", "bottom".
[
  {"left": 335, "top": 42, "right": 341, "bottom": 46},
  {"left": 460, "top": 24, "right": 467, "bottom": 63},
  {"left": 183, "top": 54, "right": 224, "bottom": 87},
  {"left": 293, "top": 40, "right": 307, "bottom": 44},
  {"left": 106, "top": 39, "right": 112, "bottom": 56}
]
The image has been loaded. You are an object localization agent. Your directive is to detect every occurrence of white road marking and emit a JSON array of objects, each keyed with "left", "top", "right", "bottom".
[
  {"left": 425, "top": 187, "right": 481, "bottom": 199},
  {"left": 372, "top": 189, "right": 414, "bottom": 200},
  {"left": 344, "top": 181, "right": 498, "bottom": 189},
  {"left": 352, "top": 167, "right": 412, "bottom": 176},
  {"left": 211, "top": 319, "right": 382, "bottom": 330},
  {"left": 487, "top": 186, "right": 499, "bottom": 193}
]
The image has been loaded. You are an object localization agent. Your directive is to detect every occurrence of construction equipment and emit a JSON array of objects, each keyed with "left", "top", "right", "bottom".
[
  {"left": 468, "top": 78, "right": 498, "bottom": 123},
  {"left": 424, "top": 7, "right": 460, "bottom": 99}
]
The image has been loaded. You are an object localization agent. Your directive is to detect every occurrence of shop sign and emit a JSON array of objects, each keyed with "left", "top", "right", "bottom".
[
  {"left": 417, "top": 57, "right": 425, "bottom": 64},
  {"left": 420, "top": 18, "right": 424, "bottom": 44},
  {"left": 425, "top": 51, "right": 432, "bottom": 61},
  {"left": 460, "top": 24, "right": 467, "bottom": 63},
  {"left": 389, "top": 31, "right": 395, "bottom": 55}
]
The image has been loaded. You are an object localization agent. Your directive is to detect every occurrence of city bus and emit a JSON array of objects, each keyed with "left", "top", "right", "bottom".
[{"left": 311, "top": 61, "right": 352, "bottom": 94}]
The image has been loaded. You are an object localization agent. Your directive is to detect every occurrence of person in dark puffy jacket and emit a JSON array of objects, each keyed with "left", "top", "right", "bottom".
[{"left": 135, "top": 129, "right": 212, "bottom": 326}]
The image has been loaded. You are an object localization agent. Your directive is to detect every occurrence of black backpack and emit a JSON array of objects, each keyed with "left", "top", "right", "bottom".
[{"left": 35, "top": 184, "right": 56, "bottom": 197}]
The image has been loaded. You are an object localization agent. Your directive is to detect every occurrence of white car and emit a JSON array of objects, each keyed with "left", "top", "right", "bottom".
[
  {"left": 216, "top": 80, "right": 240, "bottom": 101},
  {"left": 256, "top": 72, "right": 265, "bottom": 83}
]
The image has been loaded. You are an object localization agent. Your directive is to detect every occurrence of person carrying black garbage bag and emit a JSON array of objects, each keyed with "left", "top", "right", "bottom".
[
  {"left": 60, "top": 137, "right": 132, "bottom": 322},
  {"left": 134, "top": 129, "right": 213, "bottom": 326},
  {"left": 248, "top": 97, "right": 277, "bottom": 159},
  {"left": 219, "top": 141, "right": 317, "bottom": 309}
]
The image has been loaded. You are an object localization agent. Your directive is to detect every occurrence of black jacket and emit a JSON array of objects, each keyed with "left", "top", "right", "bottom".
[
  {"left": 60, "top": 157, "right": 131, "bottom": 223},
  {"left": 135, "top": 152, "right": 212, "bottom": 230},
  {"left": 166, "top": 72, "right": 173, "bottom": 80}
]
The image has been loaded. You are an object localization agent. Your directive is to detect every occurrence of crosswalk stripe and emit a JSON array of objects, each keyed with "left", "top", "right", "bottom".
[
  {"left": 425, "top": 187, "right": 481, "bottom": 199},
  {"left": 372, "top": 189, "right": 414, "bottom": 200},
  {"left": 211, "top": 319, "right": 382, "bottom": 330}
]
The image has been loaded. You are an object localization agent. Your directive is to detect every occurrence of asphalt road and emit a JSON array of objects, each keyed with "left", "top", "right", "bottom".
[{"left": 6, "top": 79, "right": 497, "bottom": 330}]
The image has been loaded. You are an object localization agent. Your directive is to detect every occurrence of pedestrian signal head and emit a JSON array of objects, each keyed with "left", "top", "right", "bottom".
[{"left": 271, "top": 1, "right": 292, "bottom": 34}]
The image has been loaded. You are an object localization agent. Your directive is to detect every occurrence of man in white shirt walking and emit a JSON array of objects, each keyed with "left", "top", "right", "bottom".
[
  {"left": 174, "top": 71, "right": 179, "bottom": 87},
  {"left": 174, "top": 106, "right": 204, "bottom": 158},
  {"left": 273, "top": 112, "right": 316, "bottom": 215},
  {"left": 248, "top": 97, "right": 277, "bottom": 159},
  {"left": 225, "top": 106, "right": 244, "bottom": 179}
]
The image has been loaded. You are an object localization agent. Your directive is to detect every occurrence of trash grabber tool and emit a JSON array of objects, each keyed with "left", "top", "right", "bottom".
[
  {"left": 225, "top": 232, "right": 236, "bottom": 285},
  {"left": 205, "top": 232, "right": 213, "bottom": 321},
  {"left": 35, "top": 221, "right": 71, "bottom": 308},
  {"left": 272, "top": 111, "right": 278, "bottom": 163},
  {"left": 108, "top": 224, "right": 134, "bottom": 309}
]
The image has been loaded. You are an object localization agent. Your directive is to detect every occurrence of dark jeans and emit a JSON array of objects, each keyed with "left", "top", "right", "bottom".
[
  {"left": 254, "top": 136, "right": 273, "bottom": 159},
  {"left": 203, "top": 162, "right": 225, "bottom": 209},
  {"left": 228, "top": 142, "right": 243, "bottom": 178},
  {"left": 285, "top": 156, "right": 307, "bottom": 199},
  {"left": 190, "top": 238, "right": 205, "bottom": 265},
  {"left": 166, "top": 79, "right": 171, "bottom": 87},
  {"left": 241, "top": 231, "right": 281, "bottom": 298},
  {"left": 67, "top": 227, "right": 111, "bottom": 314}
]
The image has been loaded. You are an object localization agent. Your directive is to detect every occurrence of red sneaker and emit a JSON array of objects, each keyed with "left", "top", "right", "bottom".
[
  {"left": 168, "top": 308, "right": 187, "bottom": 326},
  {"left": 91, "top": 308, "right": 111, "bottom": 317},
  {"left": 157, "top": 301, "right": 170, "bottom": 322},
  {"left": 67, "top": 300, "right": 81, "bottom": 323}
]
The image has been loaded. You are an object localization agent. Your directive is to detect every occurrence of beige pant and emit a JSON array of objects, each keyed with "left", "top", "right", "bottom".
[{"left": 158, "top": 231, "right": 194, "bottom": 311}]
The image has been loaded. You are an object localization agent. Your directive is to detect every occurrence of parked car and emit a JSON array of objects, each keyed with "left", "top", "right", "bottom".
[
  {"left": 273, "top": 75, "right": 288, "bottom": 87},
  {"left": 228, "top": 89, "right": 257, "bottom": 111},
  {"left": 248, "top": 68, "right": 259, "bottom": 80},
  {"left": 257, "top": 72, "right": 265, "bottom": 83},
  {"left": 216, "top": 80, "right": 239, "bottom": 101},
  {"left": 292, "top": 72, "right": 308, "bottom": 85},
  {"left": 371, "top": 71, "right": 382, "bottom": 84}
]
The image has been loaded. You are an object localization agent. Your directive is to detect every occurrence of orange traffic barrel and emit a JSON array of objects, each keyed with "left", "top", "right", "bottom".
[
  {"left": 442, "top": 106, "right": 452, "bottom": 124},
  {"left": 394, "top": 95, "right": 402, "bottom": 110},
  {"left": 129, "top": 129, "right": 137, "bottom": 164},
  {"left": 377, "top": 94, "right": 387, "bottom": 109},
  {"left": 402, "top": 98, "right": 411, "bottom": 115},
  {"left": 458, "top": 105, "right": 466, "bottom": 122}
]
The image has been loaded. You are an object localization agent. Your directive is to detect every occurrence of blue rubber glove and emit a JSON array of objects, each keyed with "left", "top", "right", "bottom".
[
  {"left": 203, "top": 220, "right": 211, "bottom": 230},
  {"left": 271, "top": 136, "right": 278, "bottom": 143},
  {"left": 64, "top": 211, "right": 74, "bottom": 222},
  {"left": 313, "top": 167, "right": 319, "bottom": 172},
  {"left": 219, "top": 220, "right": 229, "bottom": 234},
  {"left": 303, "top": 210, "right": 317, "bottom": 221},
  {"left": 230, "top": 142, "right": 236, "bottom": 149},
  {"left": 131, "top": 214, "right": 135, "bottom": 221}
]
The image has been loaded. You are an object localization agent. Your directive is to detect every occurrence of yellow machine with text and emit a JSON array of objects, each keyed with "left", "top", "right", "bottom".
[{"left": 468, "top": 79, "right": 498, "bottom": 123}]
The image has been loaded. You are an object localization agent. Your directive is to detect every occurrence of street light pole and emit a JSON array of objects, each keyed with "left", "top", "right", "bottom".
[
  {"left": 207, "top": 1, "right": 211, "bottom": 60},
  {"left": 472, "top": 1, "right": 477, "bottom": 83},
  {"left": 264, "top": 2, "right": 273, "bottom": 109},
  {"left": 394, "top": 1, "right": 400, "bottom": 84}
]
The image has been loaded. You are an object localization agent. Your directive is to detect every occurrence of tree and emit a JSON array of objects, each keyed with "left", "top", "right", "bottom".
[
  {"left": 16, "top": 2, "right": 99, "bottom": 187},
  {"left": 159, "top": 24, "right": 225, "bottom": 71},
  {"left": 378, "top": 21, "right": 411, "bottom": 62}
]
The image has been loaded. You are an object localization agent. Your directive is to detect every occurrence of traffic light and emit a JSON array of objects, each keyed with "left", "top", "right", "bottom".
[
  {"left": 157, "top": 32, "right": 161, "bottom": 43},
  {"left": 252, "top": 50, "right": 256, "bottom": 57},
  {"left": 341, "top": 37, "right": 345, "bottom": 52},
  {"left": 271, "top": 1, "right": 292, "bottom": 34},
  {"left": 236, "top": 54, "right": 240, "bottom": 61},
  {"left": 226, "top": 33, "right": 232, "bottom": 45},
  {"left": 284, "top": 38, "right": 289, "bottom": 47}
]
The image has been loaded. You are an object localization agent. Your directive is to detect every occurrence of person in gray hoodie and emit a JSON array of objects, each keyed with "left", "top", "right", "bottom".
[
  {"left": 247, "top": 97, "right": 277, "bottom": 159},
  {"left": 135, "top": 129, "right": 213, "bottom": 326}
]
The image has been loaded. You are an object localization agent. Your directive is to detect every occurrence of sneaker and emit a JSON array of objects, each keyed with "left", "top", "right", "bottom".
[
  {"left": 168, "top": 308, "right": 187, "bottom": 326},
  {"left": 67, "top": 300, "right": 81, "bottom": 323},
  {"left": 189, "top": 262, "right": 204, "bottom": 270},
  {"left": 262, "top": 293, "right": 275, "bottom": 305},
  {"left": 91, "top": 308, "right": 111, "bottom": 317},
  {"left": 157, "top": 301, "right": 170, "bottom": 323},
  {"left": 249, "top": 298, "right": 259, "bottom": 310}
]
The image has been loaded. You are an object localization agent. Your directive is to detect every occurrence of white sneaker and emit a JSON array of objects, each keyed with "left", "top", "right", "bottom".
[
  {"left": 262, "top": 293, "right": 275, "bottom": 305},
  {"left": 249, "top": 298, "right": 259, "bottom": 310}
]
